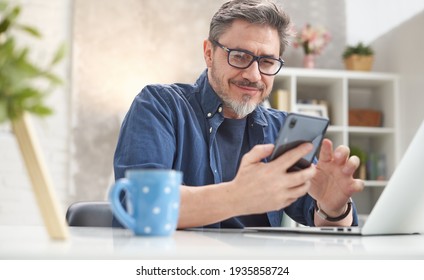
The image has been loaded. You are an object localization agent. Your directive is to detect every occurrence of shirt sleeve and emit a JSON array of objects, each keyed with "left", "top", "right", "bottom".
[{"left": 113, "top": 85, "right": 177, "bottom": 180}]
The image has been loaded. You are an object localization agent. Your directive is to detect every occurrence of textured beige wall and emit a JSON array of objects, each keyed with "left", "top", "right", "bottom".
[
  {"left": 71, "top": 0, "right": 346, "bottom": 201},
  {"left": 71, "top": 0, "right": 227, "bottom": 200}
]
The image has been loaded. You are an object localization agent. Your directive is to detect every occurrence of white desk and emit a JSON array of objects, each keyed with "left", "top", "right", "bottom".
[{"left": 1, "top": 225, "right": 424, "bottom": 259}]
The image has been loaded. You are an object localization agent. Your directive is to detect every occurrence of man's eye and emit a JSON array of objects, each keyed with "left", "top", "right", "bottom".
[
  {"left": 261, "top": 58, "right": 277, "bottom": 66},
  {"left": 231, "top": 51, "right": 250, "bottom": 62}
]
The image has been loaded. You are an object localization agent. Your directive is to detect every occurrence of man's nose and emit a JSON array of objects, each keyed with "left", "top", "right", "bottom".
[{"left": 241, "top": 60, "right": 262, "bottom": 82}]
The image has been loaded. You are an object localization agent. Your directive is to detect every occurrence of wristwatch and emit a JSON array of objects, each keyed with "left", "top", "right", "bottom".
[{"left": 314, "top": 198, "right": 353, "bottom": 222}]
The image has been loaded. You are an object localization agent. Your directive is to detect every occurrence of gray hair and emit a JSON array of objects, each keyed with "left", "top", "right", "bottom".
[{"left": 209, "top": 0, "right": 291, "bottom": 56}]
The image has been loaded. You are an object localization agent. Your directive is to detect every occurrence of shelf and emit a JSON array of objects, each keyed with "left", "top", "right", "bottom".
[
  {"left": 364, "top": 180, "right": 388, "bottom": 187},
  {"left": 327, "top": 126, "right": 395, "bottom": 134},
  {"left": 326, "top": 125, "right": 344, "bottom": 132},
  {"left": 348, "top": 126, "right": 395, "bottom": 134},
  {"left": 272, "top": 68, "right": 399, "bottom": 216}
]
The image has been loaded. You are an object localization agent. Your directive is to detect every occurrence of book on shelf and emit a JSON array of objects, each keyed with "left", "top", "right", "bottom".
[
  {"left": 297, "top": 99, "right": 329, "bottom": 109},
  {"left": 271, "top": 89, "right": 290, "bottom": 112}
]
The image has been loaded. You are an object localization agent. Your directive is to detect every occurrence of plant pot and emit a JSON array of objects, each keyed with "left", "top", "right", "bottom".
[{"left": 344, "top": 55, "right": 374, "bottom": 71}]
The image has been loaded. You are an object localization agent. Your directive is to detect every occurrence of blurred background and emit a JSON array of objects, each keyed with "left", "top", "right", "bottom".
[{"left": 1, "top": 0, "right": 423, "bottom": 226}]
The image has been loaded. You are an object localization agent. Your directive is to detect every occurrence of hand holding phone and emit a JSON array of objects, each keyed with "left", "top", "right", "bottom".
[{"left": 270, "top": 113, "right": 329, "bottom": 172}]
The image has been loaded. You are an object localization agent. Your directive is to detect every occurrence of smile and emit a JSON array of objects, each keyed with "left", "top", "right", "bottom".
[{"left": 231, "top": 81, "right": 264, "bottom": 97}]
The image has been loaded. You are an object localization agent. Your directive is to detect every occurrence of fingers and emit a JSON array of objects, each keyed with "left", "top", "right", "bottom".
[
  {"left": 236, "top": 143, "right": 318, "bottom": 213},
  {"left": 352, "top": 178, "right": 365, "bottom": 193},
  {"left": 286, "top": 166, "right": 316, "bottom": 190},
  {"left": 241, "top": 144, "right": 274, "bottom": 165},
  {"left": 271, "top": 142, "right": 314, "bottom": 172},
  {"left": 319, "top": 139, "right": 356, "bottom": 167},
  {"left": 342, "top": 155, "right": 360, "bottom": 175},
  {"left": 243, "top": 143, "right": 314, "bottom": 174},
  {"left": 332, "top": 145, "right": 362, "bottom": 176},
  {"left": 317, "top": 139, "right": 333, "bottom": 162},
  {"left": 283, "top": 180, "right": 312, "bottom": 205},
  {"left": 265, "top": 169, "right": 315, "bottom": 211},
  {"left": 333, "top": 145, "right": 350, "bottom": 164}
]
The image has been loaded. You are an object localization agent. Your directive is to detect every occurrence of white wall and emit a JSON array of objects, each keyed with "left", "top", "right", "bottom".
[{"left": 346, "top": 0, "right": 424, "bottom": 45}]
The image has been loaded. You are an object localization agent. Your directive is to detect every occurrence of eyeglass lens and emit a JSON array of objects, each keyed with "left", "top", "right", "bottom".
[{"left": 228, "top": 50, "right": 282, "bottom": 75}]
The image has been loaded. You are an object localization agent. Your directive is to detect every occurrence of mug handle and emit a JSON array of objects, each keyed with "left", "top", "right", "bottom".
[{"left": 108, "top": 178, "right": 135, "bottom": 230}]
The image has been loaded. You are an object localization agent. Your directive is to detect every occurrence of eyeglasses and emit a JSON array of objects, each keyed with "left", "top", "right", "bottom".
[{"left": 213, "top": 40, "right": 284, "bottom": 76}]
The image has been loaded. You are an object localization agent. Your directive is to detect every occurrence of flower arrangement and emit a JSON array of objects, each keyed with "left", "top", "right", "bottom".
[{"left": 293, "top": 24, "right": 331, "bottom": 55}]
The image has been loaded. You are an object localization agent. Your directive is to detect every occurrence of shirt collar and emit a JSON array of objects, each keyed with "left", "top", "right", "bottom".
[
  {"left": 196, "top": 70, "right": 268, "bottom": 127},
  {"left": 197, "top": 70, "right": 223, "bottom": 119}
]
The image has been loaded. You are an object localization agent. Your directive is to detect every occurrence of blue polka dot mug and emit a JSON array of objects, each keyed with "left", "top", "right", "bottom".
[{"left": 109, "top": 169, "right": 182, "bottom": 236}]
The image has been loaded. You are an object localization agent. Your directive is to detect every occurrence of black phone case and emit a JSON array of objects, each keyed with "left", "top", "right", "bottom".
[{"left": 270, "top": 113, "right": 329, "bottom": 172}]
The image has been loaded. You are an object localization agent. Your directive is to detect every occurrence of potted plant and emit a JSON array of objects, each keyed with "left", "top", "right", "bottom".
[
  {"left": 0, "top": 1, "right": 68, "bottom": 239},
  {"left": 342, "top": 42, "right": 374, "bottom": 71}
]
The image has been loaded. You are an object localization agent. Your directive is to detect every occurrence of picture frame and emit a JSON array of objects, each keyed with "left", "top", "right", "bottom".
[{"left": 295, "top": 103, "right": 329, "bottom": 118}]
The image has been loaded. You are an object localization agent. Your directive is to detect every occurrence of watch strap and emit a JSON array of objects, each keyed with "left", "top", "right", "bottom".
[{"left": 315, "top": 197, "right": 353, "bottom": 222}]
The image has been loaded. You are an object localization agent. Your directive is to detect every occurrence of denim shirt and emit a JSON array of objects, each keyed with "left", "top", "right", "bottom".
[{"left": 113, "top": 70, "right": 358, "bottom": 227}]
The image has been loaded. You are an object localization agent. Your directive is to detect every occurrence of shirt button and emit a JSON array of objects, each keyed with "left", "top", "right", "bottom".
[
  {"left": 209, "top": 127, "right": 213, "bottom": 133},
  {"left": 218, "top": 107, "right": 222, "bottom": 113},
  {"left": 207, "top": 112, "right": 212, "bottom": 117}
]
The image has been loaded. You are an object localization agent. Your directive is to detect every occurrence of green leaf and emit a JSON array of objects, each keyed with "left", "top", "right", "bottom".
[
  {"left": 16, "top": 24, "right": 42, "bottom": 38},
  {"left": 9, "top": 6, "right": 21, "bottom": 20},
  {"left": 342, "top": 42, "right": 374, "bottom": 59},
  {"left": 0, "top": 1, "right": 64, "bottom": 122},
  {"left": 0, "top": 2, "right": 8, "bottom": 11},
  {"left": 42, "top": 71, "right": 63, "bottom": 85},
  {"left": 27, "top": 104, "right": 53, "bottom": 116},
  {"left": 50, "top": 43, "right": 66, "bottom": 66},
  {"left": 15, "top": 87, "right": 40, "bottom": 99},
  {"left": 0, "top": 100, "right": 7, "bottom": 123},
  {"left": 0, "top": 18, "right": 10, "bottom": 33}
]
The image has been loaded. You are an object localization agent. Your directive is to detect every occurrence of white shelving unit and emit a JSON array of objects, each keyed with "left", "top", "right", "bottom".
[{"left": 271, "top": 68, "right": 400, "bottom": 218}]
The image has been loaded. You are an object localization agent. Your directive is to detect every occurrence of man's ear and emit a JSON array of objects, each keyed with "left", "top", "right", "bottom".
[{"left": 203, "top": 39, "right": 213, "bottom": 67}]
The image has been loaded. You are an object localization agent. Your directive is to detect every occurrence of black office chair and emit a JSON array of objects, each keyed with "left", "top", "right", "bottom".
[{"left": 66, "top": 201, "right": 115, "bottom": 227}]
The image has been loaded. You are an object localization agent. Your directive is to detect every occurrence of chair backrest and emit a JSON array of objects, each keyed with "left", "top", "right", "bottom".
[{"left": 66, "top": 201, "right": 114, "bottom": 227}]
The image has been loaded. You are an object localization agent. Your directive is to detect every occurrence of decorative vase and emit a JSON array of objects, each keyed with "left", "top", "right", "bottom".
[{"left": 303, "top": 54, "right": 315, "bottom": 68}]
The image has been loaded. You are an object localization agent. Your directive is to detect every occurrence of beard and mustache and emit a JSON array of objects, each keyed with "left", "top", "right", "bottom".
[
  {"left": 221, "top": 79, "right": 266, "bottom": 118},
  {"left": 210, "top": 67, "right": 268, "bottom": 119}
]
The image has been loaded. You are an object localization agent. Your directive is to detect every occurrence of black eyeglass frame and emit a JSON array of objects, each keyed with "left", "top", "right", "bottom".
[{"left": 212, "top": 40, "right": 284, "bottom": 76}]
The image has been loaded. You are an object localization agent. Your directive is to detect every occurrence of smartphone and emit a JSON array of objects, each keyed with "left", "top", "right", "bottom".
[{"left": 270, "top": 113, "right": 329, "bottom": 172}]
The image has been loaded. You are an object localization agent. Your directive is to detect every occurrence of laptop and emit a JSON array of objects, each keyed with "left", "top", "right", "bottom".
[{"left": 247, "top": 120, "right": 424, "bottom": 236}]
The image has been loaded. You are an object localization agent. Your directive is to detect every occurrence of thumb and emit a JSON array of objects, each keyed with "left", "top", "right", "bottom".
[{"left": 241, "top": 144, "right": 274, "bottom": 165}]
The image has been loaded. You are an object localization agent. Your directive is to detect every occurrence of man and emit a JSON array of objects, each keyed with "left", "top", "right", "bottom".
[{"left": 114, "top": 0, "right": 364, "bottom": 229}]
